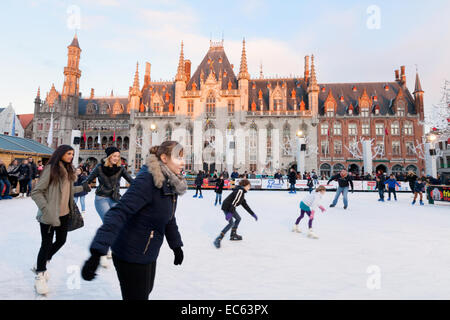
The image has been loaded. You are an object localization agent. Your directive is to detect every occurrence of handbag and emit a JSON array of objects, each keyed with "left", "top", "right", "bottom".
[{"left": 68, "top": 202, "right": 84, "bottom": 232}]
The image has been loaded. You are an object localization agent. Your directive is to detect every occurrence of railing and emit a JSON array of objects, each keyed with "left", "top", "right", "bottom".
[
  {"left": 247, "top": 110, "right": 312, "bottom": 117},
  {"left": 135, "top": 111, "right": 176, "bottom": 117}
]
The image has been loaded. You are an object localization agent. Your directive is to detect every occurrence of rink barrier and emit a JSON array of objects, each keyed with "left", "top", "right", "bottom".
[
  {"left": 427, "top": 185, "right": 450, "bottom": 204},
  {"left": 183, "top": 177, "right": 415, "bottom": 192}
]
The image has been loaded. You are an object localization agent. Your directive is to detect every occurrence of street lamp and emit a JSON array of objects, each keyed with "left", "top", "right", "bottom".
[
  {"left": 296, "top": 129, "right": 305, "bottom": 174},
  {"left": 150, "top": 123, "right": 156, "bottom": 131}
]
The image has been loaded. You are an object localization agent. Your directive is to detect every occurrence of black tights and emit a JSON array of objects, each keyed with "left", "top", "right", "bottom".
[
  {"left": 112, "top": 255, "right": 157, "bottom": 300},
  {"left": 36, "top": 215, "right": 69, "bottom": 272}
]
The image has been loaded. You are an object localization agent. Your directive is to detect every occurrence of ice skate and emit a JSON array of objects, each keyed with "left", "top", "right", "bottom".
[
  {"left": 100, "top": 255, "right": 109, "bottom": 268},
  {"left": 292, "top": 225, "right": 302, "bottom": 233},
  {"left": 213, "top": 233, "right": 224, "bottom": 248},
  {"left": 193, "top": 194, "right": 197, "bottom": 198},
  {"left": 107, "top": 249, "right": 112, "bottom": 259},
  {"left": 329, "top": 204, "right": 335, "bottom": 208},
  {"left": 307, "top": 229, "right": 319, "bottom": 239},
  {"left": 387, "top": 198, "right": 391, "bottom": 201},
  {"left": 411, "top": 200, "right": 416, "bottom": 205},
  {"left": 230, "top": 228, "right": 242, "bottom": 241},
  {"left": 199, "top": 194, "right": 203, "bottom": 199},
  {"left": 344, "top": 205, "right": 348, "bottom": 209},
  {"left": 420, "top": 200, "right": 424, "bottom": 206},
  {"left": 34, "top": 272, "right": 49, "bottom": 295}
]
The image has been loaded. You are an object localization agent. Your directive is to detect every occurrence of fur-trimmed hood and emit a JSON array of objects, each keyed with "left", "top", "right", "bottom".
[{"left": 146, "top": 154, "right": 166, "bottom": 189}]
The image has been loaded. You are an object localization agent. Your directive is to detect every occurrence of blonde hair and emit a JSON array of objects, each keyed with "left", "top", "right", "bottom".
[
  {"left": 316, "top": 186, "right": 326, "bottom": 192},
  {"left": 104, "top": 153, "right": 119, "bottom": 167}
]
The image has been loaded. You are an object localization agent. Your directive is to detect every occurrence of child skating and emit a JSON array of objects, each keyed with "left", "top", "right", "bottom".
[
  {"left": 385, "top": 174, "right": 400, "bottom": 201},
  {"left": 213, "top": 179, "right": 257, "bottom": 248},
  {"left": 375, "top": 176, "right": 385, "bottom": 202},
  {"left": 293, "top": 185, "right": 326, "bottom": 239},
  {"left": 412, "top": 178, "right": 425, "bottom": 205}
]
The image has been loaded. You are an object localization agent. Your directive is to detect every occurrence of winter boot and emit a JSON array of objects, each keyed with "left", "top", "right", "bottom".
[
  {"left": 193, "top": 194, "right": 198, "bottom": 198},
  {"left": 420, "top": 200, "right": 424, "bottom": 206},
  {"left": 387, "top": 198, "right": 391, "bottom": 201},
  {"left": 411, "top": 200, "right": 416, "bottom": 205},
  {"left": 100, "top": 255, "right": 109, "bottom": 268},
  {"left": 307, "top": 229, "right": 319, "bottom": 239},
  {"left": 292, "top": 224, "right": 302, "bottom": 233},
  {"left": 230, "top": 228, "right": 243, "bottom": 241},
  {"left": 34, "top": 272, "right": 49, "bottom": 295},
  {"left": 199, "top": 194, "right": 203, "bottom": 199},
  {"left": 214, "top": 233, "right": 224, "bottom": 248},
  {"left": 329, "top": 204, "right": 335, "bottom": 208},
  {"left": 344, "top": 205, "right": 348, "bottom": 209}
]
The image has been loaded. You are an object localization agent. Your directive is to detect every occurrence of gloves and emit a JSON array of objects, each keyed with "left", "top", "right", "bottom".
[
  {"left": 225, "top": 212, "right": 233, "bottom": 221},
  {"left": 81, "top": 249, "right": 101, "bottom": 281},
  {"left": 173, "top": 247, "right": 183, "bottom": 265},
  {"left": 319, "top": 205, "right": 326, "bottom": 213},
  {"left": 310, "top": 210, "right": 315, "bottom": 219},
  {"left": 251, "top": 213, "right": 258, "bottom": 221},
  {"left": 82, "top": 183, "right": 91, "bottom": 193}
]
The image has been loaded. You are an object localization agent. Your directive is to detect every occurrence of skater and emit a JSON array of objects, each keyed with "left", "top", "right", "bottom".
[
  {"left": 18, "top": 159, "right": 31, "bottom": 198},
  {"left": 293, "top": 185, "right": 327, "bottom": 239},
  {"left": 27, "top": 156, "right": 38, "bottom": 196},
  {"left": 7, "top": 159, "right": 20, "bottom": 193},
  {"left": 82, "top": 146, "right": 134, "bottom": 267},
  {"left": 274, "top": 169, "right": 284, "bottom": 184},
  {"left": 412, "top": 178, "right": 426, "bottom": 205},
  {"left": 288, "top": 167, "right": 297, "bottom": 193},
  {"left": 306, "top": 174, "right": 314, "bottom": 193},
  {"left": 213, "top": 179, "right": 258, "bottom": 248},
  {"left": 81, "top": 141, "right": 187, "bottom": 300},
  {"left": 0, "top": 160, "right": 12, "bottom": 200},
  {"left": 193, "top": 170, "right": 204, "bottom": 198},
  {"left": 385, "top": 174, "right": 400, "bottom": 201},
  {"left": 406, "top": 171, "right": 417, "bottom": 195},
  {"left": 214, "top": 174, "right": 225, "bottom": 206},
  {"left": 74, "top": 167, "right": 87, "bottom": 214},
  {"left": 31, "top": 145, "right": 91, "bottom": 295},
  {"left": 375, "top": 176, "right": 385, "bottom": 202},
  {"left": 312, "top": 170, "right": 319, "bottom": 186},
  {"left": 327, "top": 169, "right": 354, "bottom": 209}
]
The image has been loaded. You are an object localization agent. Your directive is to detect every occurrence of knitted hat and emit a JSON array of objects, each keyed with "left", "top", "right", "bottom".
[{"left": 105, "top": 146, "right": 120, "bottom": 157}]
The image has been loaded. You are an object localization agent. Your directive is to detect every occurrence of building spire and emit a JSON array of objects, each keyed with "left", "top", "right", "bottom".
[
  {"left": 304, "top": 55, "right": 310, "bottom": 82},
  {"left": 36, "top": 86, "right": 40, "bottom": 99},
  {"left": 133, "top": 62, "right": 140, "bottom": 89},
  {"left": 238, "top": 38, "right": 250, "bottom": 80},
  {"left": 259, "top": 61, "right": 264, "bottom": 79},
  {"left": 414, "top": 70, "right": 423, "bottom": 93},
  {"left": 310, "top": 54, "right": 317, "bottom": 85},
  {"left": 69, "top": 33, "right": 80, "bottom": 49},
  {"left": 175, "top": 41, "right": 186, "bottom": 82}
]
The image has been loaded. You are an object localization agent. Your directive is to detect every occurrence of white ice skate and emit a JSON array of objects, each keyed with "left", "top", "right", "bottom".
[
  {"left": 100, "top": 255, "right": 109, "bottom": 268},
  {"left": 307, "top": 229, "right": 319, "bottom": 239},
  {"left": 292, "top": 225, "right": 302, "bottom": 233},
  {"left": 34, "top": 272, "right": 49, "bottom": 295},
  {"left": 107, "top": 249, "right": 112, "bottom": 259}
]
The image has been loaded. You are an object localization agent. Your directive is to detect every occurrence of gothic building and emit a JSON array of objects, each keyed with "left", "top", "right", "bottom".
[{"left": 32, "top": 35, "right": 425, "bottom": 176}]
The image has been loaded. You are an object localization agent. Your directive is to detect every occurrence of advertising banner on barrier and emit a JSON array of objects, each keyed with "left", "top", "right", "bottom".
[
  {"left": 235, "top": 178, "right": 262, "bottom": 189},
  {"left": 262, "top": 179, "right": 288, "bottom": 190},
  {"left": 428, "top": 185, "right": 450, "bottom": 202}
]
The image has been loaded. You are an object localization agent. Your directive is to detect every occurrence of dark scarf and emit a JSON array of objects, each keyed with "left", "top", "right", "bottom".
[{"left": 102, "top": 164, "right": 122, "bottom": 177}]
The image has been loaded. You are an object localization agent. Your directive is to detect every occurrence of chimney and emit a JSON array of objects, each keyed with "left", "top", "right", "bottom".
[
  {"left": 400, "top": 65, "right": 406, "bottom": 85},
  {"left": 144, "top": 62, "right": 151, "bottom": 87},
  {"left": 395, "top": 69, "right": 400, "bottom": 82},
  {"left": 90, "top": 88, "right": 94, "bottom": 99},
  {"left": 184, "top": 59, "right": 191, "bottom": 82},
  {"left": 304, "top": 55, "right": 310, "bottom": 82}
]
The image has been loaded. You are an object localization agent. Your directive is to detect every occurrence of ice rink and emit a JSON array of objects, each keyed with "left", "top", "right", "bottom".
[{"left": 1, "top": 189, "right": 449, "bottom": 300}]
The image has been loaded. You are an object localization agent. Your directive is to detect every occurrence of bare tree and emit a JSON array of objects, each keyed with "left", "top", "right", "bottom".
[{"left": 345, "top": 137, "right": 384, "bottom": 159}]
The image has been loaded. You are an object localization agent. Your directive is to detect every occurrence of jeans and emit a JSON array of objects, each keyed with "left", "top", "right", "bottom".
[
  {"left": 215, "top": 193, "right": 222, "bottom": 205},
  {"left": 112, "top": 254, "right": 156, "bottom": 300},
  {"left": 0, "top": 178, "right": 10, "bottom": 197},
  {"left": 27, "top": 179, "right": 33, "bottom": 195},
  {"left": 74, "top": 196, "right": 86, "bottom": 212},
  {"left": 331, "top": 186, "right": 349, "bottom": 207},
  {"left": 290, "top": 183, "right": 296, "bottom": 193},
  {"left": 221, "top": 210, "right": 241, "bottom": 234},
  {"left": 36, "top": 215, "right": 69, "bottom": 272},
  {"left": 95, "top": 195, "right": 118, "bottom": 222},
  {"left": 378, "top": 188, "right": 384, "bottom": 200}
]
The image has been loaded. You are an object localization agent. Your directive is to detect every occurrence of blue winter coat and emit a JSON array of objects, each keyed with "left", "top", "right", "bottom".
[
  {"left": 385, "top": 178, "right": 400, "bottom": 189},
  {"left": 89, "top": 164, "right": 183, "bottom": 264}
]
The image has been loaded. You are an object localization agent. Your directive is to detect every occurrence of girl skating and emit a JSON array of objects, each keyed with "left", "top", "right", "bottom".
[
  {"left": 214, "top": 174, "right": 225, "bottom": 206},
  {"left": 293, "top": 185, "right": 326, "bottom": 239},
  {"left": 214, "top": 179, "right": 257, "bottom": 248}
]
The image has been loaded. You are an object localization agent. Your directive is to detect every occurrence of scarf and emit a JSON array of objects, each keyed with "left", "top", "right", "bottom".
[{"left": 146, "top": 154, "right": 187, "bottom": 196}]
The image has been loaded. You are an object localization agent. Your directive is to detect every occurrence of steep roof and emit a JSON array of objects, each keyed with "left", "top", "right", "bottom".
[
  {"left": 78, "top": 97, "right": 129, "bottom": 115},
  {"left": 142, "top": 82, "right": 175, "bottom": 112},
  {"left": 0, "top": 134, "right": 53, "bottom": 155},
  {"left": 186, "top": 44, "right": 238, "bottom": 91},
  {"left": 18, "top": 114, "right": 34, "bottom": 129},
  {"left": 69, "top": 34, "right": 80, "bottom": 49},
  {"left": 248, "top": 78, "right": 309, "bottom": 111},
  {"left": 318, "top": 82, "right": 416, "bottom": 116}
]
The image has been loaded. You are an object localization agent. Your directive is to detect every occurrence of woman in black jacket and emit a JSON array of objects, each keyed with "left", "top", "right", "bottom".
[
  {"left": 193, "top": 170, "right": 204, "bottom": 198},
  {"left": 406, "top": 171, "right": 417, "bottom": 194},
  {"left": 18, "top": 159, "right": 32, "bottom": 197},
  {"left": 81, "top": 141, "right": 187, "bottom": 300},
  {"left": 213, "top": 179, "right": 258, "bottom": 248},
  {"left": 214, "top": 174, "right": 225, "bottom": 206}
]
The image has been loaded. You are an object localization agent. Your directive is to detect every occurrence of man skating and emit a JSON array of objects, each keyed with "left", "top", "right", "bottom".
[{"left": 327, "top": 169, "right": 354, "bottom": 209}]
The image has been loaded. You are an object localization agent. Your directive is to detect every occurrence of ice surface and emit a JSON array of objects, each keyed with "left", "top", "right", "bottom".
[{"left": 0, "top": 189, "right": 449, "bottom": 300}]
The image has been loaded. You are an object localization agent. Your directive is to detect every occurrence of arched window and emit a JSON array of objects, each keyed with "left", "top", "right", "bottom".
[
  {"left": 87, "top": 136, "right": 93, "bottom": 150},
  {"left": 108, "top": 136, "right": 114, "bottom": 147},
  {"left": 320, "top": 163, "right": 331, "bottom": 178},
  {"left": 391, "top": 165, "right": 403, "bottom": 175},
  {"left": 116, "top": 136, "right": 123, "bottom": 150},
  {"left": 80, "top": 137, "right": 86, "bottom": 150},
  {"left": 123, "top": 137, "right": 129, "bottom": 150},
  {"left": 282, "top": 124, "right": 291, "bottom": 156},
  {"left": 206, "top": 92, "right": 215, "bottom": 117},
  {"left": 332, "top": 163, "right": 345, "bottom": 175},
  {"left": 321, "top": 123, "right": 329, "bottom": 136},
  {"left": 101, "top": 137, "right": 108, "bottom": 149},
  {"left": 136, "top": 125, "right": 143, "bottom": 146},
  {"left": 405, "top": 164, "right": 417, "bottom": 174},
  {"left": 165, "top": 125, "right": 172, "bottom": 141}
]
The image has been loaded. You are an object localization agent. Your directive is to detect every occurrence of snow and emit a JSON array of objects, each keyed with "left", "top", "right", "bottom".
[{"left": 1, "top": 189, "right": 450, "bottom": 300}]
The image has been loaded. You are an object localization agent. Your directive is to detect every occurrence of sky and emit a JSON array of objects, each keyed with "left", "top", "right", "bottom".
[{"left": 0, "top": 0, "right": 449, "bottom": 116}]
